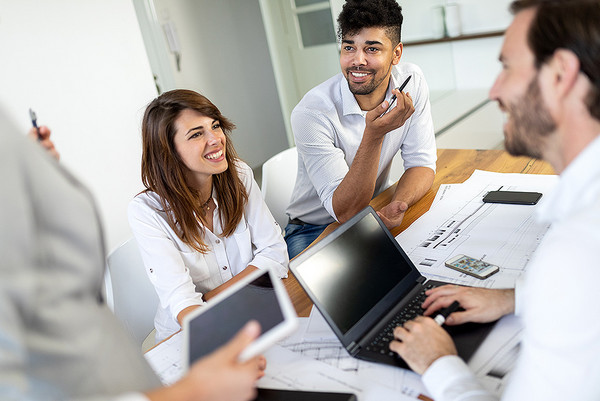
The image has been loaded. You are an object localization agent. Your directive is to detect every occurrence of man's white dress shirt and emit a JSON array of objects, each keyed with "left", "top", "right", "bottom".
[
  {"left": 423, "top": 135, "right": 600, "bottom": 400},
  {"left": 286, "top": 62, "right": 437, "bottom": 225}
]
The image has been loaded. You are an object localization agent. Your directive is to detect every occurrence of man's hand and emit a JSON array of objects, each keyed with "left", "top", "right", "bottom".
[
  {"left": 422, "top": 285, "right": 515, "bottom": 325},
  {"left": 377, "top": 200, "right": 408, "bottom": 229},
  {"left": 364, "top": 90, "right": 414, "bottom": 140},
  {"left": 389, "top": 316, "right": 457, "bottom": 374},
  {"left": 147, "top": 321, "right": 264, "bottom": 401},
  {"left": 28, "top": 126, "right": 60, "bottom": 160}
]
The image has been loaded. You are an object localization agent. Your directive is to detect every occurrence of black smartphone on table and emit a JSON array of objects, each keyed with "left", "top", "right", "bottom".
[{"left": 482, "top": 190, "right": 542, "bottom": 205}]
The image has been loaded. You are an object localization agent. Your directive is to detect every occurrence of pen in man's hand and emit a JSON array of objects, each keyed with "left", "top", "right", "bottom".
[
  {"left": 29, "top": 108, "right": 42, "bottom": 141},
  {"left": 380, "top": 75, "right": 412, "bottom": 118},
  {"left": 433, "top": 300, "right": 460, "bottom": 326}
]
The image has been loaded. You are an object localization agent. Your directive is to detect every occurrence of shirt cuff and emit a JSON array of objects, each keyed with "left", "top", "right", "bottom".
[
  {"left": 111, "top": 391, "right": 151, "bottom": 401},
  {"left": 323, "top": 195, "right": 338, "bottom": 222},
  {"left": 514, "top": 275, "right": 525, "bottom": 316},
  {"left": 171, "top": 297, "right": 205, "bottom": 323},
  {"left": 422, "top": 355, "right": 494, "bottom": 401},
  {"left": 250, "top": 255, "right": 289, "bottom": 279}
]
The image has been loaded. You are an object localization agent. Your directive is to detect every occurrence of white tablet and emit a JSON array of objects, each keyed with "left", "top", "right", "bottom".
[{"left": 183, "top": 267, "right": 297, "bottom": 368}]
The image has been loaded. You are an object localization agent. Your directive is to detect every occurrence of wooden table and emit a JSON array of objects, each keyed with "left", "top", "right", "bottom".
[{"left": 282, "top": 148, "right": 555, "bottom": 317}]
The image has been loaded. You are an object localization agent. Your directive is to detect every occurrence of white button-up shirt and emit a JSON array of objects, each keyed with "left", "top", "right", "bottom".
[
  {"left": 128, "top": 161, "right": 289, "bottom": 342},
  {"left": 422, "top": 135, "right": 600, "bottom": 400},
  {"left": 287, "top": 62, "right": 437, "bottom": 225}
]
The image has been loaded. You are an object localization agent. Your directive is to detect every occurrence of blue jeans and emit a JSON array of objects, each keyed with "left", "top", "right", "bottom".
[{"left": 284, "top": 222, "right": 329, "bottom": 260}]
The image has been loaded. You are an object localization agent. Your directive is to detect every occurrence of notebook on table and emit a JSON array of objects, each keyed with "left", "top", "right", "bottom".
[{"left": 290, "top": 206, "right": 496, "bottom": 370}]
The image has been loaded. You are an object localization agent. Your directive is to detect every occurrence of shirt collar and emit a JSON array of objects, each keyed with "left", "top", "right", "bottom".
[{"left": 536, "top": 134, "right": 600, "bottom": 224}]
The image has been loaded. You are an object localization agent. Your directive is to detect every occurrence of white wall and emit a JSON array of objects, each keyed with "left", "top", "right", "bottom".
[
  {"left": 150, "top": 0, "right": 289, "bottom": 168},
  {"left": 405, "top": 0, "right": 512, "bottom": 91},
  {"left": 0, "top": 0, "right": 158, "bottom": 253}
]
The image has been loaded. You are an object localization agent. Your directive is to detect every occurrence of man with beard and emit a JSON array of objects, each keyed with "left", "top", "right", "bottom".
[
  {"left": 284, "top": 0, "right": 436, "bottom": 258},
  {"left": 389, "top": 1, "right": 600, "bottom": 400}
]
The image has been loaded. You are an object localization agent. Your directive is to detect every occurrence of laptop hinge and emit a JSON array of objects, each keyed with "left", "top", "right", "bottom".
[
  {"left": 348, "top": 341, "right": 360, "bottom": 354},
  {"left": 417, "top": 276, "right": 427, "bottom": 284}
]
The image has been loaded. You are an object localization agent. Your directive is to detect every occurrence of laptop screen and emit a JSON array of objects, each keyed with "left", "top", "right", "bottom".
[{"left": 293, "top": 210, "right": 414, "bottom": 334}]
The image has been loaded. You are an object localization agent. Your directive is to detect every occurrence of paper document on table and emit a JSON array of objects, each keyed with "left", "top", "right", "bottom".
[
  {"left": 278, "top": 308, "right": 429, "bottom": 399},
  {"left": 396, "top": 170, "right": 558, "bottom": 288},
  {"left": 142, "top": 318, "right": 419, "bottom": 399},
  {"left": 144, "top": 331, "right": 184, "bottom": 385},
  {"left": 260, "top": 345, "right": 412, "bottom": 400}
]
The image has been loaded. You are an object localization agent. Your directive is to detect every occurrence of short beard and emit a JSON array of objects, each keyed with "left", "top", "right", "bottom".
[
  {"left": 346, "top": 62, "right": 393, "bottom": 96},
  {"left": 348, "top": 70, "right": 380, "bottom": 95},
  {"left": 504, "top": 76, "right": 556, "bottom": 159}
]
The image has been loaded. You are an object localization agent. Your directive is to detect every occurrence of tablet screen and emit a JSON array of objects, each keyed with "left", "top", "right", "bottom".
[{"left": 187, "top": 270, "right": 284, "bottom": 363}]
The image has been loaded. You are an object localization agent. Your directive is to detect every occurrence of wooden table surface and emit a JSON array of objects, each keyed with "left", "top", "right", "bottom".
[{"left": 282, "top": 148, "right": 555, "bottom": 317}]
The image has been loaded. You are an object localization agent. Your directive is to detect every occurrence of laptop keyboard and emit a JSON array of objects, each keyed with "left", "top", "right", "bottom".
[{"left": 365, "top": 283, "right": 435, "bottom": 356}]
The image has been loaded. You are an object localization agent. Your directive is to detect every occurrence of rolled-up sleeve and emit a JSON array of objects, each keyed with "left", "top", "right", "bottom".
[
  {"left": 422, "top": 355, "right": 496, "bottom": 401},
  {"left": 128, "top": 199, "right": 205, "bottom": 322}
]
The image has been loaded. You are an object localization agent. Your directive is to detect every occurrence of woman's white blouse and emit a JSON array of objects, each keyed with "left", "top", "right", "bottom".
[{"left": 128, "top": 161, "right": 289, "bottom": 342}]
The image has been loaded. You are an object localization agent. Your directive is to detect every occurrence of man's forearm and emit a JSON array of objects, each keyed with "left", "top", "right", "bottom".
[
  {"left": 331, "top": 134, "right": 384, "bottom": 223},
  {"left": 391, "top": 166, "right": 435, "bottom": 206}
]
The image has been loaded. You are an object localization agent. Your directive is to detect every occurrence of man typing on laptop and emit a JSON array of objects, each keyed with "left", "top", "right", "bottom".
[{"left": 389, "top": 1, "right": 600, "bottom": 399}]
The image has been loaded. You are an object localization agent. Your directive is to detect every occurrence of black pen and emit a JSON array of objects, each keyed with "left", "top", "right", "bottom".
[
  {"left": 380, "top": 75, "right": 412, "bottom": 117},
  {"left": 433, "top": 300, "right": 460, "bottom": 326},
  {"left": 29, "top": 108, "right": 42, "bottom": 141}
]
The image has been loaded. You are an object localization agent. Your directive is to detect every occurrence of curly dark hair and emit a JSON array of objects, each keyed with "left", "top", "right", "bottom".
[{"left": 336, "top": 0, "right": 403, "bottom": 45}]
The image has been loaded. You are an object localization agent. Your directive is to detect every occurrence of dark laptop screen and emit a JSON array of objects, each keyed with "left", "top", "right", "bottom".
[{"left": 293, "top": 211, "right": 413, "bottom": 334}]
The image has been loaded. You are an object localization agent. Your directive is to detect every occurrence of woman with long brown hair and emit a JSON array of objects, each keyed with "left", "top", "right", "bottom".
[{"left": 128, "top": 89, "right": 288, "bottom": 342}]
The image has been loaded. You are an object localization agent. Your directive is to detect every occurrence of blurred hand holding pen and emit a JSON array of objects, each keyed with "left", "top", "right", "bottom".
[
  {"left": 28, "top": 108, "right": 60, "bottom": 160},
  {"left": 29, "top": 108, "right": 42, "bottom": 141}
]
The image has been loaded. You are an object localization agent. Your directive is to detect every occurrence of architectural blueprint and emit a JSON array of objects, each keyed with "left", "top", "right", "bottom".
[{"left": 396, "top": 170, "right": 558, "bottom": 288}]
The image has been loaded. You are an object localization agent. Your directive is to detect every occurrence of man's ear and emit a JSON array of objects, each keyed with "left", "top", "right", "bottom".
[
  {"left": 392, "top": 42, "right": 403, "bottom": 65},
  {"left": 548, "top": 49, "right": 581, "bottom": 97}
]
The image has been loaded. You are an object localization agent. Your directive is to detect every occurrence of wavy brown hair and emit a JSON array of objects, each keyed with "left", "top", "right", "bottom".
[{"left": 140, "top": 89, "right": 248, "bottom": 253}]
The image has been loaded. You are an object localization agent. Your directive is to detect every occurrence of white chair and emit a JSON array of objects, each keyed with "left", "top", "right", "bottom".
[
  {"left": 106, "top": 238, "right": 159, "bottom": 350},
  {"left": 261, "top": 147, "right": 298, "bottom": 230}
]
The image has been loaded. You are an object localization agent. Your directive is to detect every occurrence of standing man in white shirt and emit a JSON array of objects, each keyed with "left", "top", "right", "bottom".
[
  {"left": 389, "top": 1, "right": 600, "bottom": 400},
  {"left": 285, "top": 0, "right": 437, "bottom": 258}
]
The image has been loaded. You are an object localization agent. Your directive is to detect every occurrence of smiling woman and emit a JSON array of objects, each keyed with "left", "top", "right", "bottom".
[
  {"left": 127, "top": 89, "right": 289, "bottom": 343},
  {"left": 173, "top": 110, "right": 230, "bottom": 190}
]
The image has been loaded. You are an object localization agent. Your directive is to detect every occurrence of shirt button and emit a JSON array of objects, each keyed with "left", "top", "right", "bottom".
[
  {"left": 215, "top": 239, "right": 221, "bottom": 244},
  {"left": 222, "top": 266, "right": 228, "bottom": 270}
]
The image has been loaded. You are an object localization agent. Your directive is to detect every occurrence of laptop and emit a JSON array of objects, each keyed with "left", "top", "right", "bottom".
[{"left": 290, "top": 206, "right": 496, "bottom": 369}]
